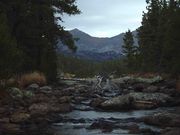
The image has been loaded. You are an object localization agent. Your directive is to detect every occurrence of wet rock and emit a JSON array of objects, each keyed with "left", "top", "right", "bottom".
[
  {"left": 161, "top": 128, "right": 180, "bottom": 135},
  {"left": 74, "top": 104, "right": 93, "bottom": 111},
  {"left": 88, "top": 119, "right": 114, "bottom": 132},
  {"left": 128, "top": 124, "right": 140, "bottom": 134},
  {"left": 143, "top": 113, "right": 180, "bottom": 127},
  {"left": 10, "top": 112, "right": 30, "bottom": 123},
  {"left": 90, "top": 98, "right": 106, "bottom": 108}
]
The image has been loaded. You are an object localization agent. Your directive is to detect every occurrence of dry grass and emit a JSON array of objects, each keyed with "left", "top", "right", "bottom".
[
  {"left": 18, "top": 72, "right": 46, "bottom": 88},
  {"left": 127, "top": 72, "right": 161, "bottom": 78}
]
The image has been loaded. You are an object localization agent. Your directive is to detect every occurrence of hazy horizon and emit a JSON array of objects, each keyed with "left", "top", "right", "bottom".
[{"left": 60, "top": 0, "right": 147, "bottom": 37}]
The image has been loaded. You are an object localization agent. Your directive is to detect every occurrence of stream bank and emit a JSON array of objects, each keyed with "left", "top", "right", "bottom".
[{"left": 0, "top": 77, "right": 180, "bottom": 135}]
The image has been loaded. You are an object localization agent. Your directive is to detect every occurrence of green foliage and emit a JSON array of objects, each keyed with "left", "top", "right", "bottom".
[
  {"left": 122, "top": 30, "right": 137, "bottom": 71},
  {"left": 0, "top": 0, "right": 80, "bottom": 81},
  {"left": 137, "top": 0, "right": 180, "bottom": 76},
  {"left": 0, "top": 12, "right": 22, "bottom": 78},
  {"left": 57, "top": 54, "right": 127, "bottom": 77}
]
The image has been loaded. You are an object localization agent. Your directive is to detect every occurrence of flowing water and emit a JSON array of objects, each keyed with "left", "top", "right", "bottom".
[{"left": 52, "top": 105, "right": 176, "bottom": 135}]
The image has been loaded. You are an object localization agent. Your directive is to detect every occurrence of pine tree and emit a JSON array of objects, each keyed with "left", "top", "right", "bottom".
[
  {"left": 0, "top": 0, "right": 80, "bottom": 81},
  {"left": 122, "top": 30, "right": 136, "bottom": 70}
]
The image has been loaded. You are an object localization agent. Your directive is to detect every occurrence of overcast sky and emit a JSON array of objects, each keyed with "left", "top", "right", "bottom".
[{"left": 60, "top": 0, "right": 147, "bottom": 37}]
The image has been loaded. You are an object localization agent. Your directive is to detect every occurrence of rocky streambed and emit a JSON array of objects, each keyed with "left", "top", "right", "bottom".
[{"left": 0, "top": 77, "right": 180, "bottom": 135}]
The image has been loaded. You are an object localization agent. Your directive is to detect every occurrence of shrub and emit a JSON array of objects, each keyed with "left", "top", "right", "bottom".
[{"left": 18, "top": 72, "right": 46, "bottom": 88}]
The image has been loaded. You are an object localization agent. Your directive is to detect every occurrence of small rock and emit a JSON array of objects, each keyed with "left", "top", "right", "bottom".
[
  {"left": 10, "top": 112, "right": 30, "bottom": 123},
  {"left": 1, "top": 123, "right": 21, "bottom": 134},
  {"left": 7, "top": 87, "right": 23, "bottom": 99},
  {"left": 145, "top": 85, "right": 159, "bottom": 93},
  {"left": 0, "top": 118, "right": 9, "bottom": 123},
  {"left": 161, "top": 128, "right": 180, "bottom": 135},
  {"left": 90, "top": 98, "right": 105, "bottom": 108},
  {"left": 59, "top": 96, "right": 72, "bottom": 103},
  {"left": 26, "top": 83, "right": 39, "bottom": 91},
  {"left": 40, "top": 86, "right": 52, "bottom": 91}
]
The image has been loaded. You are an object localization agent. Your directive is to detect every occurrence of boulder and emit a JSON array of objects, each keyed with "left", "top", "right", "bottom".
[
  {"left": 143, "top": 113, "right": 180, "bottom": 127},
  {"left": 101, "top": 92, "right": 172, "bottom": 110},
  {"left": 129, "top": 92, "right": 172, "bottom": 107},
  {"left": 101, "top": 94, "right": 133, "bottom": 110}
]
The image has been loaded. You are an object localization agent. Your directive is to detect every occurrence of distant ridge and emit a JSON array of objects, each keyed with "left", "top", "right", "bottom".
[{"left": 57, "top": 28, "right": 138, "bottom": 61}]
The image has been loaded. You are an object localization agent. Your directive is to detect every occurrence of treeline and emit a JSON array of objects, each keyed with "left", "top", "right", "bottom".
[
  {"left": 123, "top": 0, "right": 180, "bottom": 77},
  {"left": 138, "top": 0, "right": 180, "bottom": 75},
  {"left": 58, "top": 54, "right": 127, "bottom": 77},
  {"left": 0, "top": 0, "right": 79, "bottom": 81}
]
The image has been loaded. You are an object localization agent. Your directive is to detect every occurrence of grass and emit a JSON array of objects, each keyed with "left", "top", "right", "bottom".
[{"left": 17, "top": 72, "right": 46, "bottom": 88}]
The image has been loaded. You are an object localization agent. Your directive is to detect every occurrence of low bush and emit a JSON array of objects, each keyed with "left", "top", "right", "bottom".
[{"left": 18, "top": 72, "right": 46, "bottom": 88}]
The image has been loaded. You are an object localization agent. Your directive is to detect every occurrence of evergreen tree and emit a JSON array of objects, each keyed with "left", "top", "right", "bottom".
[
  {"left": 138, "top": 0, "right": 161, "bottom": 71},
  {"left": 0, "top": 11, "right": 22, "bottom": 78},
  {"left": 122, "top": 30, "right": 136, "bottom": 70},
  {"left": 138, "top": 0, "right": 180, "bottom": 76},
  {"left": 0, "top": 0, "right": 80, "bottom": 81}
]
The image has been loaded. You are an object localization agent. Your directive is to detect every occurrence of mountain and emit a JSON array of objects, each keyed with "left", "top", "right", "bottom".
[{"left": 57, "top": 28, "right": 138, "bottom": 61}]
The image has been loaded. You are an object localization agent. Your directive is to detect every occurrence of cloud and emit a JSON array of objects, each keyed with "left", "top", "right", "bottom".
[{"left": 60, "top": 0, "right": 147, "bottom": 37}]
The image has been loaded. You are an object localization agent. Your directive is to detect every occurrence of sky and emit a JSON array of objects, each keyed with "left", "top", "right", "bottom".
[{"left": 60, "top": 0, "right": 147, "bottom": 37}]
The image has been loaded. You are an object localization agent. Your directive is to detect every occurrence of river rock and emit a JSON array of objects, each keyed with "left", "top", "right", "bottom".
[
  {"left": 29, "top": 103, "right": 73, "bottom": 115},
  {"left": 90, "top": 98, "right": 105, "bottom": 108},
  {"left": 133, "top": 83, "right": 148, "bottom": 92},
  {"left": 101, "top": 92, "right": 172, "bottom": 110},
  {"left": 59, "top": 96, "right": 72, "bottom": 103},
  {"left": 143, "top": 113, "right": 180, "bottom": 127},
  {"left": 1, "top": 123, "right": 21, "bottom": 134},
  {"left": 10, "top": 112, "right": 30, "bottom": 123},
  {"left": 88, "top": 119, "right": 114, "bottom": 132},
  {"left": 161, "top": 128, "right": 180, "bottom": 135},
  {"left": 101, "top": 94, "right": 133, "bottom": 110},
  {"left": 29, "top": 103, "right": 50, "bottom": 115},
  {"left": 7, "top": 87, "right": 23, "bottom": 99},
  {"left": 144, "top": 85, "right": 159, "bottom": 93},
  {"left": 26, "top": 83, "right": 39, "bottom": 91},
  {"left": 40, "top": 86, "right": 52, "bottom": 91}
]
